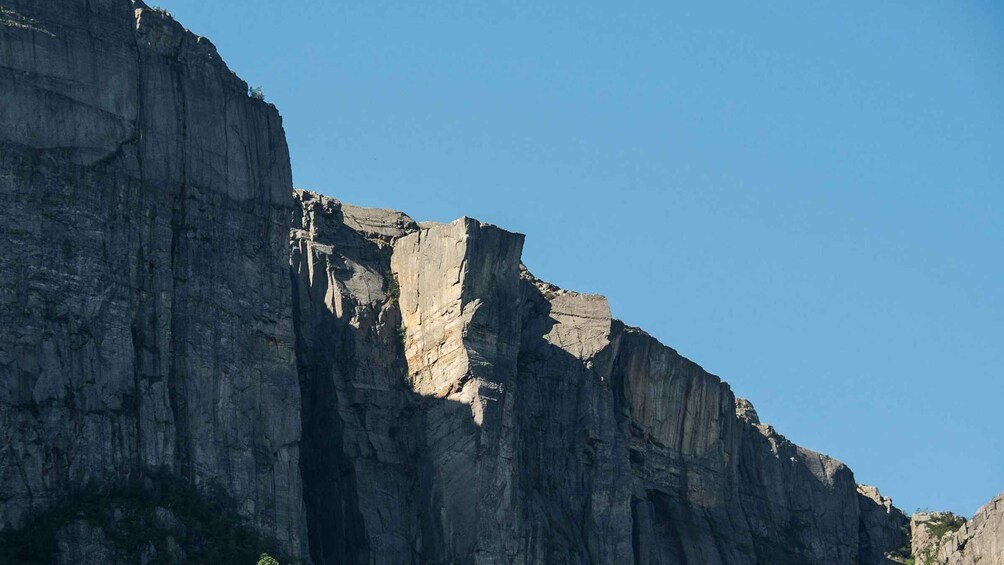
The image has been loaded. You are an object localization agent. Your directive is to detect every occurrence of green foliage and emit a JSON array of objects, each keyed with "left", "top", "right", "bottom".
[
  {"left": 384, "top": 271, "right": 400, "bottom": 303},
  {"left": 258, "top": 553, "right": 281, "bottom": 565},
  {"left": 887, "top": 527, "right": 914, "bottom": 564},
  {"left": 249, "top": 86, "right": 266, "bottom": 101},
  {"left": 0, "top": 471, "right": 289, "bottom": 564},
  {"left": 925, "top": 512, "right": 965, "bottom": 540},
  {"left": 749, "top": 522, "right": 812, "bottom": 565},
  {"left": 904, "top": 512, "right": 968, "bottom": 565}
]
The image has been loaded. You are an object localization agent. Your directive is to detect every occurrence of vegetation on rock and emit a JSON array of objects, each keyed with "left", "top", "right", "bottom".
[{"left": 0, "top": 472, "right": 289, "bottom": 564}]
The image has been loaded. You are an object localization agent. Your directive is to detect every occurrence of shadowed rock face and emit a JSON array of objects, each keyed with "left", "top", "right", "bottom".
[
  {"left": 290, "top": 190, "right": 419, "bottom": 563},
  {"left": 0, "top": 2, "right": 954, "bottom": 565},
  {"left": 858, "top": 485, "right": 911, "bottom": 564},
  {"left": 0, "top": 0, "right": 306, "bottom": 560}
]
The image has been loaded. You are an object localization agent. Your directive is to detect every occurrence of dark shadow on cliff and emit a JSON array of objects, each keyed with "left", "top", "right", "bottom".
[
  {"left": 0, "top": 470, "right": 291, "bottom": 564},
  {"left": 504, "top": 279, "right": 642, "bottom": 563},
  {"left": 290, "top": 221, "right": 382, "bottom": 565},
  {"left": 289, "top": 211, "right": 621, "bottom": 563},
  {"left": 289, "top": 209, "right": 910, "bottom": 565},
  {"left": 291, "top": 210, "right": 485, "bottom": 565}
]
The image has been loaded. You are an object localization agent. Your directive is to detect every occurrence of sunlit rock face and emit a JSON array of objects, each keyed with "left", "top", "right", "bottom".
[
  {"left": 1, "top": 1, "right": 925, "bottom": 564},
  {"left": 393, "top": 217, "right": 524, "bottom": 409},
  {"left": 911, "top": 493, "right": 1004, "bottom": 565}
]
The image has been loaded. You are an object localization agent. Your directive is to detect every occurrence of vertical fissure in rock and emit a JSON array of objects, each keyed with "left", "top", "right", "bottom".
[
  {"left": 129, "top": 16, "right": 147, "bottom": 479},
  {"left": 290, "top": 202, "right": 377, "bottom": 564},
  {"left": 165, "top": 44, "right": 192, "bottom": 481}
]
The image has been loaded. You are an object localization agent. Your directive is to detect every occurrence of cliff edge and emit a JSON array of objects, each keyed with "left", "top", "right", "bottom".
[{"left": 1, "top": 0, "right": 305, "bottom": 561}]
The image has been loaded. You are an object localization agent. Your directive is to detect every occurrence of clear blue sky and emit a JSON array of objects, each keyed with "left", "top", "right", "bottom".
[{"left": 159, "top": 1, "right": 1003, "bottom": 516}]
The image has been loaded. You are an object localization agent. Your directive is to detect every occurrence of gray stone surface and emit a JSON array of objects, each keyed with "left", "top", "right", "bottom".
[
  {"left": 290, "top": 189, "right": 421, "bottom": 563},
  {"left": 940, "top": 492, "right": 1004, "bottom": 565},
  {"left": 55, "top": 520, "right": 116, "bottom": 565},
  {"left": 0, "top": 0, "right": 307, "bottom": 559},
  {"left": 857, "top": 485, "right": 910, "bottom": 564},
  {"left": 341, "top": 202, "right": 420, "bottom": 242},
  {"left": 290, "top": 193, "right": 913, "bottom": 564}
]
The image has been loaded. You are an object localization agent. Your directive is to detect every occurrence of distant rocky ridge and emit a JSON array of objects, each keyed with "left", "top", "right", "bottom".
[
  {"left": 910, "top": 494, "right": 1004, "bottom": 565},
  {"left": 0, "top": 1, "right": 999, "bottom": 564}
]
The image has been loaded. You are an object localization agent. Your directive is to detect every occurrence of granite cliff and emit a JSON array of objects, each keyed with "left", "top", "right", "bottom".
[
  {"left": 1, "top": 0, "right": 305, "bottom": 561},
  {"left": 289, "top": 192, "right": 912, "bottom": 565},
  {"left": 0, "top": 1, "right": 997, "bottom": 564}
]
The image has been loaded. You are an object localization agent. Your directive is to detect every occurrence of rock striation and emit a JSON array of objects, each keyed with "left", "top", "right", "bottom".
[
  {"left": 0, "top": 1, "right": 994, "bottom": 565},
  {"left": 0, "top": 0, "right": 305, "bottom": 561}
]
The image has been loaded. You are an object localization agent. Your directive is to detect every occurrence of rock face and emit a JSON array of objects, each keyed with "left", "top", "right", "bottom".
[
  {"left": 288, "top": 193, "right": 912, "bottom": 564},
  {"left": 290, "top": 189, "right": 419, "bottom": 563},
  {"left": 911, "top": 494, "right": 1004, "bottom": 565},
  {"left": 0, "top": 1, "right": 980, "bottom": 565},
  {"left": 0, "top": 0, "right": 306, "bottom": 561},
  {"left": 858, "top": 485, "right": 912, "bottom": 564}
]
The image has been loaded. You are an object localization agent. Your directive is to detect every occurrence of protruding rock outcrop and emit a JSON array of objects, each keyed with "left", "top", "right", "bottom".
[{"left": 911, "top": 493, "right": 1004, "bottom": 565}]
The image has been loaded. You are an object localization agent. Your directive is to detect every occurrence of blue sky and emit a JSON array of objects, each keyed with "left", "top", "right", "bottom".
[{"left": 159, "top": 1, "right": 1003, "bottom": 516}]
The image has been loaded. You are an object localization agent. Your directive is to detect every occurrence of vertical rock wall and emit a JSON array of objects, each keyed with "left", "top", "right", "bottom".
[
  {"left": 392, "top": 218, "right": 525, "bottom": 562},
  {"left": 0, "top": 0, "right": 307, "bottom": 560},
  {"left": 291, "top": 194, "right": 911, "bottom": 564},
  {"left": 940, "top": 494, "right": 1004, "bottom": 565},
  {"left": 291, "top": 190, "right": 421, "bottom": 564}
]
